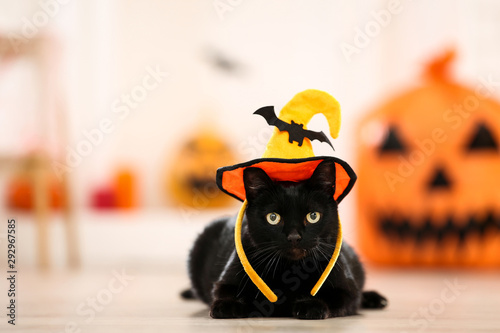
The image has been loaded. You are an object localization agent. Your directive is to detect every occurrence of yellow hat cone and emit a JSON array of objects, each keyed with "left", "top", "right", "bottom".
[
  {"left": 233, "top": 89, "right": 345, "bottom": 303},
  {"left": 262, "top": 89, "right": 341, "bottom": 159}
]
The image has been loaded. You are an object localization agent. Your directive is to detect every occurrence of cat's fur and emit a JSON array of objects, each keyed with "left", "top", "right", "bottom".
[{"left": 182, "top": 160, "right": 387, "bottom": 319}]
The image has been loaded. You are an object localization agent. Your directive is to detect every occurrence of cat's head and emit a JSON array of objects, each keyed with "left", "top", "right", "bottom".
[{"left": 243, "top": 160, "right": 339, "bottom": 261}]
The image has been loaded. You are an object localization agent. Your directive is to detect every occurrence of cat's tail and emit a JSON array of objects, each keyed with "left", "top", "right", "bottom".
[
  {"left": 361, "top": 291, "right": 388, "bottom": 309},
  {"left": 180, "top": 288, "right": 196, "bottom": 300}
]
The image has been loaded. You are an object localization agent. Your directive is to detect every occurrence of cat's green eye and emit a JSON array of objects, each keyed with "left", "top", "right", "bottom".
[
  {"left": 266, "top": 212, "right": 281, "bottom": 225},
  {"left": 306, "top": 212, "right": 321, "bottom": 224}
]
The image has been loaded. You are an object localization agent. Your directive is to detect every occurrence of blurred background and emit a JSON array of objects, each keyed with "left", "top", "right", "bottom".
[
  {"left": 1, "top": 0, "right": 500, "bottom": 330},
  {"left": 0, "top": 1, "right": 500, "bottom": 262},
  {"left": 3, "top": 0, "right": 499, "bottom": 265}
]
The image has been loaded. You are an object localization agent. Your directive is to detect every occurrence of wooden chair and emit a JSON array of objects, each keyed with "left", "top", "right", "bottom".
[{"left": 0, "top": 33, "right": 79, "bottom": 269}]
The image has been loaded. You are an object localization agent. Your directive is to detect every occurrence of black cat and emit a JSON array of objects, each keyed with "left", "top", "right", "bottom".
[{"left": 182, "top": 160, "right": 387, "bottom": 319}]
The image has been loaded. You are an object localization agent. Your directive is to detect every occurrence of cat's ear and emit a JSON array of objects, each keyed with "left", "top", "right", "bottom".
[
  {"left": 308, "top": 160, "right": 336, "bottom": 191},
  {"left": 243, "top": 167, "right": 274, "bottom": 201}
]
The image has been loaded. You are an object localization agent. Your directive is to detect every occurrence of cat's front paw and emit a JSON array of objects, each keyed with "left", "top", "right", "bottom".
[
  {"left": 210, "top": 299, "right": 249, "bottom": 319},
  {"left": 292, "top": 299, "right": 330, "bottom": 320},
  {"left": 362, "top": 290, "right": 388, "bottom": 309}
]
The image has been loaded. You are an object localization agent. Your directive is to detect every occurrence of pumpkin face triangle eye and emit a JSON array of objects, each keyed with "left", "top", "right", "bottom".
[
  {"left": 466, "top": 123, "right": 498, "bottom": 152},
  {"left": 379, "top": 126, "right": 407, "bottom": 154}
]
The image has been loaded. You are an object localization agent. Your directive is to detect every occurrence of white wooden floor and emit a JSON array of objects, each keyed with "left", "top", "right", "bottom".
[
  {"left": 1, "top": 210, "right": 500, "bottom": 332},
  {"left": 3, "top": 266, "right": 500, "bottom": 332}
]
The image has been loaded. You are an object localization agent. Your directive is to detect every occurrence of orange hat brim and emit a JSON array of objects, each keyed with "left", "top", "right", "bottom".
[{"left": 216, "top": 156, "right": 356, "bottom": 204}]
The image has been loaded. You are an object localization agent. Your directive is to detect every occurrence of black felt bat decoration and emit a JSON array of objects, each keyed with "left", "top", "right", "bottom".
[{"left": 254, "top": 106, "right": 334, "bottom": 150}]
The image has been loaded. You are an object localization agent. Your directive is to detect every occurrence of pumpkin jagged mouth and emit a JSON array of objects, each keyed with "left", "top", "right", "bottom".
[
  {"left": 378, "top": 212, "right": 500, "bottom": 243},
  {"left": 187, "top": 178, "right": 217, "bottom": 191}
]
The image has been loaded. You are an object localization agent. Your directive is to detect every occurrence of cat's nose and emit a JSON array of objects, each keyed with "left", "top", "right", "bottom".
[{"left": 287, "top": 230, "right": 302, "bottom": 244}]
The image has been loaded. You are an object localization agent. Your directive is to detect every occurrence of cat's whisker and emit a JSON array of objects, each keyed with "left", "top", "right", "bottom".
[
  {"left": 263, "top": 252, "right": 280, "bottom": 277},
  {"left": 237, "top": 274, "right": 251, "bottom": 298},
  {"left": 314, "top": 249, "right": 327, "bottom": 275},
  {"left": 246, "top": 240, "right": 280, "bottom": 249},
  {"left": 247, "top": 245, "right": 276, "bottom": 257},
  {"left": 316, "top": 241, "right": 338, "bottom": 259},
  {"left": 316, "top": 242, "right": 333, "bottom": 253},
  {"left": 248, "top": 244, "right": 279, "bottom": 254},
  {"left": 309, "top": 248, "right": 320, "bottom": 270},
  {"left": 268, "top": 253, "right": 280, "bottom": 275},
  {"left": 248, "top": 247, "right": 274, "bottom": 260},
  {"left": 252, "top": 252, "right": 277, "bottom": 269},
  {"left": 249, "top": 247, "right": 279, "bottom": 268},
  {"left": 315, "top": 249, "right": 324, "bottom": 267},
  {"left": 267, "top": 255, "right": 276, "bottom": 277},
  {"left": 246, "top": 244, "right": 278, "bottom": 256},
  {"left": 272, "top": 253, "right": 283, "bottom": 279},
  {"left": 260, "top": 252, "right": 274, "bottom": 272},
  {"left": 316, "top": 248, "right": 332, "bottom": 262},
  {"left": 316, "top": 240, "right": 336, "bottom": 249}
]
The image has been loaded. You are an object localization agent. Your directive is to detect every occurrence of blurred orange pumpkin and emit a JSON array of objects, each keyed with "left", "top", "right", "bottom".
[
  {"left": 166, "top": 128, "right": 237, "bottom": 209},
  {"left": 356, "top": 51, "right": 500, "bottom": 267},
  {"left": 6, "top": 172, "right": 65, "bottom": 210}
]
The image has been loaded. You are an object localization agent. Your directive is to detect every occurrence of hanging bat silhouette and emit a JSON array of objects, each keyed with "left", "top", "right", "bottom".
[{"left": 254, "top": 106, "right": 334, "bottom": 149}]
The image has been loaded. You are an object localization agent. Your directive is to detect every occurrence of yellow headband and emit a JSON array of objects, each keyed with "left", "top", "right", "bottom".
[{"left": 234, "top": 200, "right": 343, "bottom": 303}]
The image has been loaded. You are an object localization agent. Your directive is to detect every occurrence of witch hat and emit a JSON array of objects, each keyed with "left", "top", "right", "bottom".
[{"left": 216, "top": 89, "right": 356, "bottom": 303}]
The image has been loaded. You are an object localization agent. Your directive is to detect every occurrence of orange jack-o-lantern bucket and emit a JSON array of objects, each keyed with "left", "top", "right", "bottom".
[
  {"left": 356, "top": 51, "right": 500, "bottom": 267},
  {"left": 166, "top": 128, "right": 237, "bottom": 209}
]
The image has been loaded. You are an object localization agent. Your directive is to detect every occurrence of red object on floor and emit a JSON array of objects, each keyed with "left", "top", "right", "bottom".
[{"left": 91, "top": 187, "right": 116, "bottom": 209}]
